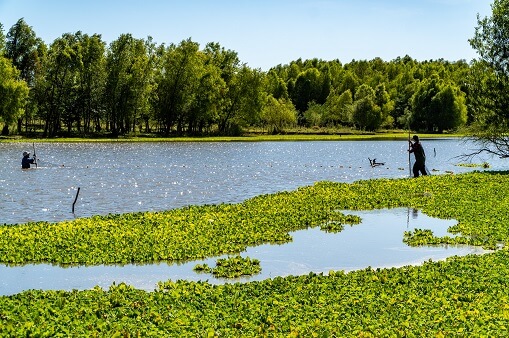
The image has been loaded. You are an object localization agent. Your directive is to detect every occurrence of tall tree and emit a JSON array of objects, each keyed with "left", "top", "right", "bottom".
[
  {"left": 290, "top": 68, "right": 322, "bottom": 116},
  {"left": 260, "top": 96, "right": 297, "bottom": 134},
  {"left": 204, "top": 43, "right": 264, "bottom": 135},
  {"left": 466, "top": 0, "right": 509, "bottom": 157},
  {"left": 323, "top": 89, "right": 353, "bottom": 126},
  {"left": 5, "top": 18, "right": 40, "bottom": 86},
  {"left": 104, "top": 34, "right": 151, "bottom": 136},
  {"left": 186, "top": 63, "right": 224, "bottom": 135},
  {"left": 154, "top": 38, "right": 204, "bottom": 135},
  {"left": 76, "top": 33, "right": 106, "bottom": 133},
  {"left": 5, "top": 18, "right": 43, "bottom": 132},
  {"left": 0, "top": 56, "right": 29, "bottom": 135},
  {"left": 352, "top": 84, "right": 382, "bottom": 131},
  {"left": 374, "top": 83, "right": 395, "bottom": 128},
  {"left": 410, "top": 75, "right": 441, "bottom": 131},
  {"left": 36, "top": 33, "right": 80, "bottom": 136},
  {"left": 411, "top": 73, "right": 467, "bottom": 132},
  {"left": 217, "top": 65, "right": 265, "bottom": 135}
]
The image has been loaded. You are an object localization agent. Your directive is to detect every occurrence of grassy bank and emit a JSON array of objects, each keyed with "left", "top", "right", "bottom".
[
  {"left": 0, "top": 130, "right": 462, "bottom": 143},
  {"left": 1, "top": 171, "right": 508, "bottom": 336}
]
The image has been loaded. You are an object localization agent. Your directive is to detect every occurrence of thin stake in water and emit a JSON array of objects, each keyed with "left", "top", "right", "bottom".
[{"left": 72, "top": 187, "right": 80, "bottom": 213}]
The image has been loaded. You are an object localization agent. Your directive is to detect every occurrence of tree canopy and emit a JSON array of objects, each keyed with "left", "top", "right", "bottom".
[
  {"left": 467, "top": 0, "right": 509, "bottom": 158},
  {"left": 0, "top": 17, "right": 487, "bottom": 137}
]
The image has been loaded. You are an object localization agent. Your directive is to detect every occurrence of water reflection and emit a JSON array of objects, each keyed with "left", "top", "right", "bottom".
[{"left": 0, "top": 208, "right": 486, "bottom": 296}]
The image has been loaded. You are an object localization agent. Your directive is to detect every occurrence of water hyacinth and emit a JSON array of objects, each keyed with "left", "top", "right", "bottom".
[
  {"left": 0, "top": 171, "right": 508, "bottom": 266},
  {"left": 2, "top": 171, "right": 509, "bottom": 335}
]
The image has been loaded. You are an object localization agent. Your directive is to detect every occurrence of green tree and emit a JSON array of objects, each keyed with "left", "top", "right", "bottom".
[
  {"left": 203, "top": 42, "right": 265, "bottom": 135},
  {"left": 337, "top": 70, "right": 359, "bottom": 100},
  {"left": 35, "top": 33, "right": 79, "bottom": 136},
  {"left": 411, "top": 74, "right": 467, "bottom": 132},
  {"left": 5, "top": 18, "right": 43, "bottom": 133},
  {"left": 186, "top": 63, "right": 224, "bottom": 135},
  {"left": 323, "top": 89, "right": 353, "bottom": 126},
  {"left": 431, "top": 85, "right": 467, "bottom": 132},
  {"left": 154, "top": 38, "right": 205, "bottom": 135},
  {"left": 467, "top": 0, "right": 509, "bottom": 157},
  {"left": 352, "top": 84, "right": 382, "bottom": 131},
  {"left": 217, "top": 65, "right": 265, "bottom": 135},
  {"left": 265, "top": 69, "right": 289, "bottom": 100},
  {"left": 0, "top": 56, "right": 29, "bottom": 134},
  {"left": 104, "top": 34, "right": 152, "bottom": 136},
  {"left": 374, "top": 83, "right": 395, "bottom": 128},
  {"left": 76, "top": 33, "right": 106, "bottom": 134},
  {"left": 392, "top": 66, "right": 419, "bottom": 128},
  {"left": 290, "top": 68, "right": 323, "bottom": 119},
  {"left": 303, "top": 101, "right": 325, "bottom": 127},
  {"left": 36, "top": 32, "right": 106, "bottom": 136},
  {"left": 260, "top": 96, "right": 297, "bottom": 134},
  {"left": 5, "top": 18, "right": 40, "bottom": 86},
  {"left": 410, "top": 75, "right": 440, "bottom": 131}
]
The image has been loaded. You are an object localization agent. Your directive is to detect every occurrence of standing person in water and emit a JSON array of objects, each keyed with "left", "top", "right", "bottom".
[
  {"left": 21, "top": 151, "right": 36, "bottom": 169},
  {"left": 408, "top": 135, "right": 427, "bottom": 177}
]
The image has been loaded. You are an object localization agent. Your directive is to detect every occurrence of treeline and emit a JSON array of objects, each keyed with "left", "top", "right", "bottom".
[{"left": 0, "top": 18, "right": 470, "bottom": 137}]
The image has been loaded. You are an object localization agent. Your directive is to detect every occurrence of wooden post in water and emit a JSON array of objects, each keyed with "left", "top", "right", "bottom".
[{"left": 72, "top": 187, "right": 80, "bottom": 213}]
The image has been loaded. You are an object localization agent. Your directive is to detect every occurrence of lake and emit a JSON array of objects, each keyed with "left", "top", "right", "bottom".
[
  {"left": 0, "top": 139, "right": 502, "bottom": 294},
  {"left": 1, "top": 138, "right": 501, "bottom": 225}
]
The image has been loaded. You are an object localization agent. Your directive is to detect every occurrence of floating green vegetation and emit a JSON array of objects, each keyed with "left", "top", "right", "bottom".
[
  {"left": 456, "top": 162, "right": 490, "bottom": 168},
  {"left": 3, "top": 171, "right": 509, "bottom": 335},
  {"left": 194, "top": 255, "right": 261, "bottom": 278},
  {"left": 1, "top": 171, "right": 508, "bottom": 266},
  {"left": 2, "top": 252, "right": 509, "bottom": 336},
  {"left": 319, "top": 214, "right": 362, "bottom": 233}
]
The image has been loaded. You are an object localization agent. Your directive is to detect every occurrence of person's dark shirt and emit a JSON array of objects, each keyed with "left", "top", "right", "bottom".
[
  {"left": 410, "top": 142, "right": 426, "bottom": 164},
  {"left": 22, "top": 156, "right": 35, "bottom": 169}
]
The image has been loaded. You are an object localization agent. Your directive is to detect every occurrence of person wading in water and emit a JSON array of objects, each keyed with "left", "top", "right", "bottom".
[
  {"left": 408, "top": 135, "right": 427, "bottom": 177},
  {"left": 21, "top": 151, "right": 36, "bottom": 169}
]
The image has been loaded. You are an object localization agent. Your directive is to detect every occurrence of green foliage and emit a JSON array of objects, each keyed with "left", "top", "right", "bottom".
[
  {"left": 194, "top": 255, "right": 261, "bottom": 278},
  {"left": 290, "top": 67, "right": 326, "bottom": 115},
  {"left": 2, "top": 171, "right": 508, "bottom": 265},
  {"left": 411, "top": 73, "right": 467, "bottom": 132},
  {"left": 0, "top": 56, "right": 29, "bottom": 132},
  {"left": 3, "top": 251, "right": 509, "bottom": 335},
  {"left": 456, "top": 162, "right": 490, "bottom": 168},
  {"left": 0, "top": 18, "right": 483, "bottom": 137},
  {"left": 5, "top": 18, "right": 41, "bottom": 86},
  {"left": 353, "top": 84, "right": 382, "bottom": 131},
  {"left": 320, "top": 214, "right": 361, "bottom": 233},
  {"left": 303, "top": 101, "right": 325, "bottom": 127},
  {"left": 153, "top": 38, "right": 205, "bottom": 135},
  {"left": 260, "top": 95, "right": 297, "bottom": 133},
  {"left": 323, "top": 88, "right": 353, "bottom": 126},
  {"left": 104, "top": 34, "right": 152, "bottom": 136},
  {"left": 466, "top": 0, "right": 509, "bottom": 157},
  {"left": 3, "top": 172, "right": 509, "bottom": 335}
]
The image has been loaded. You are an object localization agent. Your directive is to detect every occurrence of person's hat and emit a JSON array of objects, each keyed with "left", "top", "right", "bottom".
[
  {"left": 23, "top": 151, "right": 29, "bottom": 156},
  {"left": 412, "top": 135, "right": 419, "bottom": 141}
]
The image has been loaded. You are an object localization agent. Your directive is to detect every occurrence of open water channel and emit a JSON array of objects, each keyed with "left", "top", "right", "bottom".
[{"left": 0, "top": 139, "right": 504, "bottom": 295}]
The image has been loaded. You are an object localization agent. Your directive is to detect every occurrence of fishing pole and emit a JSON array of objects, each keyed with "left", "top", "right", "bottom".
[
  {"left": 32, "top": 142, "right": 38, "bottom": 168},
  {"left": 407, "top": 124, "right": 411, "bottom": 177}
]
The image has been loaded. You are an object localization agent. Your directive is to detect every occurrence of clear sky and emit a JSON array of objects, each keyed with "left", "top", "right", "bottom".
[{"left": 0, "top": 0, "right": 493, "bottom": 70}]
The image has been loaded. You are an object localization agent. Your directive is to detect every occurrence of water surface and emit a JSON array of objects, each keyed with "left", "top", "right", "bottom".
[
  {"left": 0, "top": 139, "right": 501, "bottom": 225},
  {"left": 0, "top": 208, "right": 485, "bottom": 295}
]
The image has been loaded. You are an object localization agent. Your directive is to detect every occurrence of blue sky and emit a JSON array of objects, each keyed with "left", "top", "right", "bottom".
[{"left": 0, "top": 0, "right": 493, "bottom": 70}]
